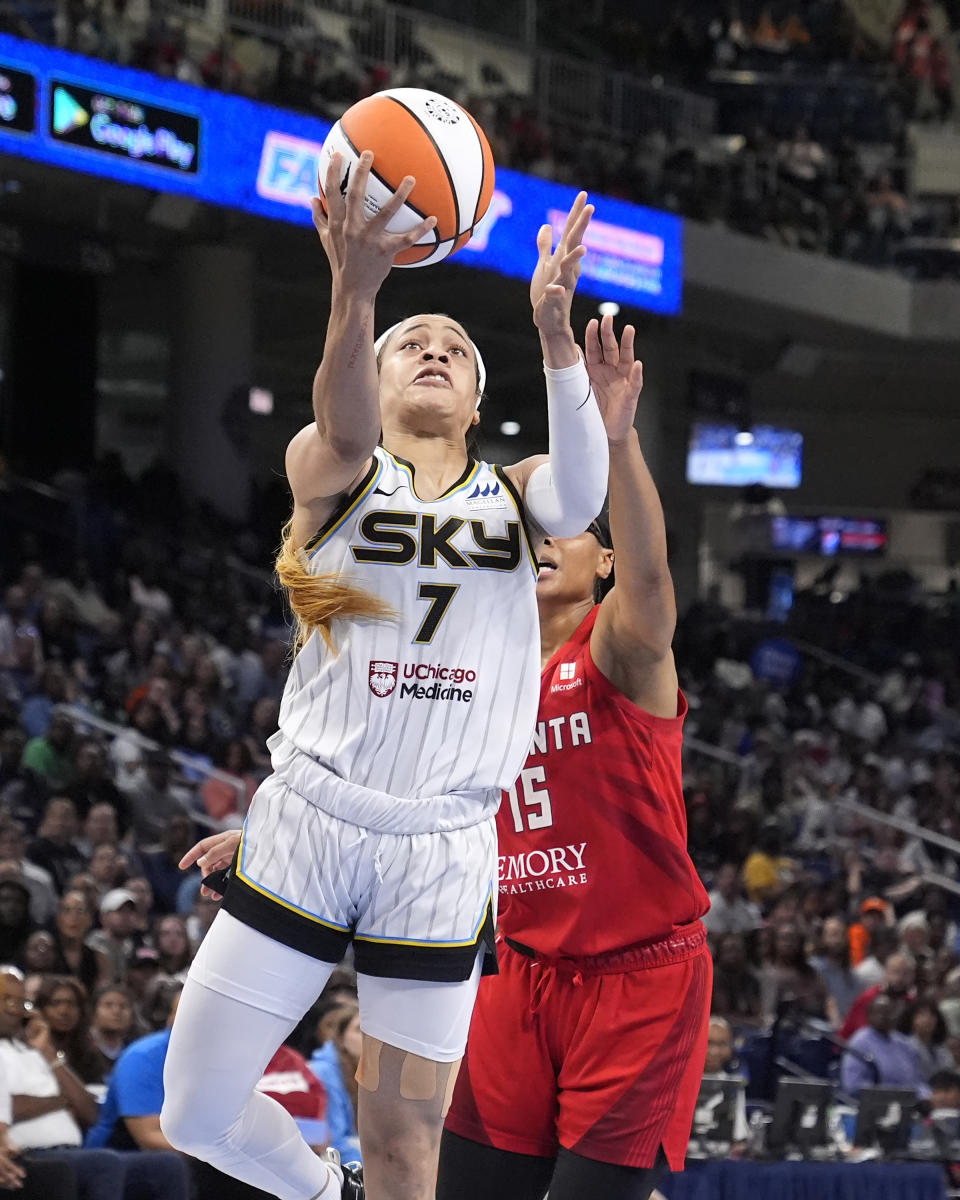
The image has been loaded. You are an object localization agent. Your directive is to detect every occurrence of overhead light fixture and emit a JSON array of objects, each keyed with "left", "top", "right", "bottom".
[
  {"left": 734, "top": 430, "right": 754, "bottom": 446},
  {"left": 598, "top": 301, "right": 620, "bottom": 317},
  {"left": 249, "top": 386, "right": 274, "bottom": 414},
  {"left": 499, "top": 420, "right": 521, "bottom": 436}
]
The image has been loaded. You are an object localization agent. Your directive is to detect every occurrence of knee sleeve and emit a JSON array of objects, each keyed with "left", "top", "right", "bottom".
[
  {"left": 159, "top": 1083, "right": 226, "bottom": 1159},
  {"left": 160, "top": 913, "right": 334, "bottom": 1159},
  {"left": 161, "top": 974, "right": 296, "bottom": 1156},
  {"left": 161, "top": 975, "right": 339, "bottom": 1199},
  {"left": 159, "top": 1072, "right": 223, "bottom": 1158}
]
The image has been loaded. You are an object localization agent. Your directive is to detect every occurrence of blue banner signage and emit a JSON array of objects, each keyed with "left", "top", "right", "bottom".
[
  {"left": 0, "top": 34, "right": 682, "bottom": 314},
  {"left": 0, "top": 63, "right": 36, "bottom": 134}
]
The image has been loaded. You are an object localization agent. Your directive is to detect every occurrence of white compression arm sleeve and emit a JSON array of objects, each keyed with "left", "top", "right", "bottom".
[{"left": 523, "top": 352, "right": 609, "bottom": 538}]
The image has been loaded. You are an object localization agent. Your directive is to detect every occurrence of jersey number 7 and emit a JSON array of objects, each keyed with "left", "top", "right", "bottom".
[
  {"left": 413, "top": 583, "right": 460, "bottom": 644},
  {"left": 506, "top": 766, "right": 554, "bottom": 833}
]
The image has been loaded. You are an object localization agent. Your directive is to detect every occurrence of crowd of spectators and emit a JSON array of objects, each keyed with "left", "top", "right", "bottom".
[
  {"left": 3, "top": 0, "right": 959, "bottom": 273},
  {"left": 0, "top": 447, "right": 958, "bottom": 1182},
  {"left": 677, "top": 570, "right": 960, "bottom": 1112},
  {"left": 7, "top": 0, "right": 960, "bottom": 272},
  {"left": 0, "top": 461, "right": 370, "bottom": 1196},
  {"left": 513, "top": 0, "right": 960, "bottom": 269}
]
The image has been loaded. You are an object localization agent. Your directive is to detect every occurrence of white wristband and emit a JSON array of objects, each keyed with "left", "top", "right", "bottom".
[{"left": 523, "top": 352, "right": 608, "bottom": 538}]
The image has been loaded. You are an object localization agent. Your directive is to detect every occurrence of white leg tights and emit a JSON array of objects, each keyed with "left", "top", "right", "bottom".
[{"left": 160, "top": 911, "right": 339, "bottom": 1200}]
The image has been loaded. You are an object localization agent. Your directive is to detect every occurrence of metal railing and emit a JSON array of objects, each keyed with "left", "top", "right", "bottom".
[
  {"left": 786, "top": 638, "right": 881, "bottom": 685},
  {"left": 536, "top": 49, "right": 716, "bottom": 143},
  {"left": 684, "top": 736, "right": 743, "bottom": 767},
  {"left": 63, "top": 704, "right": 247, "bottom": 829},
  {"left": 0, "top": 471, "right": 90, "bottom": 555},
  {"left": 168, "top": 0, "right": 716, "bottom": 144},
  {"left": 175, "top": 0, "right": 533, "bottom": 43},
  {"left": 835, "top": 797, "right": 960, "bottom": 899}
]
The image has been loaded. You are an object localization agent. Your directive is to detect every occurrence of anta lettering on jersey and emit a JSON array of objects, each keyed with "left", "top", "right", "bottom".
[
  {"left": 351, "top": 511, "right": 523, "bottom": 571},
  {"left": 529, "top": 710, "right": 593, "bottom": 753}
]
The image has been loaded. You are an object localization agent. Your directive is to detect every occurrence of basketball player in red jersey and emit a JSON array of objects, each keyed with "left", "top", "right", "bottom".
[{"left": 437, "top": 315, "right": 712, "bottom": 1200}]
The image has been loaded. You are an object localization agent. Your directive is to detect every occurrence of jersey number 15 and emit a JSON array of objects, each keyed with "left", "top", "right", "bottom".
[{"left": 506, "top": 766, "right": 553, "bottom": 833}]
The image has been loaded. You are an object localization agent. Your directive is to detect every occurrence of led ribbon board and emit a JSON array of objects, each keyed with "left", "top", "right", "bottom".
[
  {"left": 0, "top": 63, "right": 36, "bottom": 134},
  {"left": 0, "top": 33, "right": 682, "bottom": 314}
]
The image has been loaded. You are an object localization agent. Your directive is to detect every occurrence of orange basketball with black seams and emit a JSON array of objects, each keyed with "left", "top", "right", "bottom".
[{"left": 317, "top": 89, "right": 495, "bottom": 268}]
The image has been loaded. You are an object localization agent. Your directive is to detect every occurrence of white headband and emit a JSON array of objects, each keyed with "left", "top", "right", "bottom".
[{"left": 374, "top": 321, "right": 485, "bottom": 407}]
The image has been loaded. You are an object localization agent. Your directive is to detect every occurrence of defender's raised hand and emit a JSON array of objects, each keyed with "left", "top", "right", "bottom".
[
  {"left": 530, "top": 191, "right": 594, "bottom": 338},
  {"left": 312, "top": 150, "right": 437, "bottom": 298},
  {"left": 584, "top": 314, "right": 644, "bottom": 445}
]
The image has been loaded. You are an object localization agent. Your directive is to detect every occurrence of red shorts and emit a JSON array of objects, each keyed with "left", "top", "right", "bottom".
[{"left": 445, "top": 922, "right": 711, "bottom": 1171}]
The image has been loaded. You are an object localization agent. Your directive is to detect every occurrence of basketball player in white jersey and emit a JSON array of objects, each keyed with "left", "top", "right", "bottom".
[{"left": 159, "top": 151, "right": 610, "bottom": 1200}]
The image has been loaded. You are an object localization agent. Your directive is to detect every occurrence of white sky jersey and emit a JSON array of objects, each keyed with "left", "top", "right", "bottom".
[{"left": 277, "top": 447, "right": 540, "bottom": 807}]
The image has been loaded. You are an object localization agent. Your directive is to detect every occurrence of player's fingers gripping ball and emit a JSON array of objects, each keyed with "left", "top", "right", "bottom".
[{"left": 317, "top": 88, "right": 495, "bottom": 267}]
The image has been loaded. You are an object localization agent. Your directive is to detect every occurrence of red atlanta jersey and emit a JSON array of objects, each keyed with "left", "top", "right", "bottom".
[{"left": 497, "top": 606, "right": 709, "bottom": 957}]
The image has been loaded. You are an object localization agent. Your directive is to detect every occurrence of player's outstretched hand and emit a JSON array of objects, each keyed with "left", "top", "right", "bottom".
[
  {"left": 312, "top": 150, "right": 437, "bottom": 298},
  {"left": 584, "top": 314, "right": 644, "bottom": 445},
  {"left": 530, "top": 191, "right": 594, "bottom": 337},
  {"left": 179, "top": 829, "right": 242, "bottom": 899}
]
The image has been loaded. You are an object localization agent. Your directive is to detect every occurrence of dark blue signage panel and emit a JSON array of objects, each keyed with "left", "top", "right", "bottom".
[
  {"left": 0, "top": 34, "right": 682, "bottom": 314},
  {"left": 0, "top": 63, "right": 36, "bottom": 134},
  {"left": 48, "top": 78, "right": 200, "bottom": 173}
]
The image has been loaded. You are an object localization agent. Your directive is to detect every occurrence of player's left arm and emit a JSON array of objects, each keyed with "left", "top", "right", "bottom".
[
  {"left": 588, "top": 315, "right": 680, "bottom": 718},
  {"left": 503, "top": 191, "right": 608, "bottom": 537}
]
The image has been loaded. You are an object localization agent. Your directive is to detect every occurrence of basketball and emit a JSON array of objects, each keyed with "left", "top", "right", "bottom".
[{"left": 317, "top": 88, "right": 495, "bottom": 268}]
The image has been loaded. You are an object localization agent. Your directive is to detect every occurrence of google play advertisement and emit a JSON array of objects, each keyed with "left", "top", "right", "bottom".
[
  {"left": 0, "top": 32, "right": 682, "bottom": 316},
  {"left": 49, "top": 79, "right": 200, "bottom": 173}
]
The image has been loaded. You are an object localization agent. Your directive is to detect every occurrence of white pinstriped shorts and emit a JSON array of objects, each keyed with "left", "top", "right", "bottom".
[{"left": 221, "top": 771, "right": 498, "bottom": 982}]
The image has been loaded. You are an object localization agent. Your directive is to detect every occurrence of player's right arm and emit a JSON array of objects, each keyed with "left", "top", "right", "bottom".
[
  {"left": 286, "top": 150, "right": 437, "bottom": 548},
  {"left": 504, "top": 192, "right": 608, "bottom": 539}
]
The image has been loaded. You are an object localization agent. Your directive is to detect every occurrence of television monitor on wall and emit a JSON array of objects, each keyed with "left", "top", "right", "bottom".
[
  {"left": 771, "top": 516, "right": 888, "bottom": 556},
  {"left": 686, "top": 423, "right": 803, "bottom": 489}
]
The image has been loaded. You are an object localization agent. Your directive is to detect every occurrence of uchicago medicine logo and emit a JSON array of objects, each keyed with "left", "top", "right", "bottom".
[
  {"left": 368, "top": 661, "right": 398, "bottom": 697},
  {"left": 368, "top": 660, "right": 477, "bottom": 703}
]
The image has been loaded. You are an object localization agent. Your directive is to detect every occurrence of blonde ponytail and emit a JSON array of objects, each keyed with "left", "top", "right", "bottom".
[{"left": 276, "top": 520, "right": 395, "bottom": 654}]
